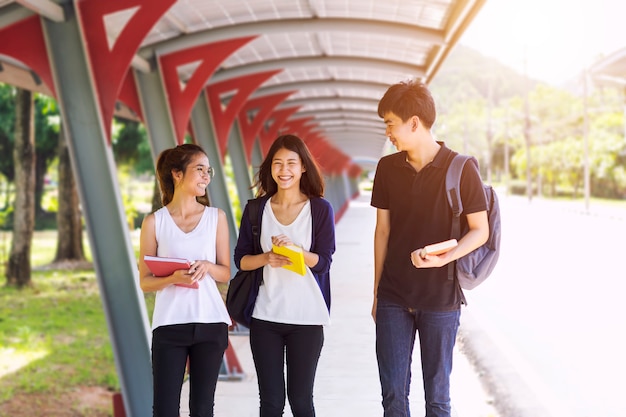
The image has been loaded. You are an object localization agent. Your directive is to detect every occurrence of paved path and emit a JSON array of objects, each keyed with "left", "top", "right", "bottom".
[
  {"left": 181, "top": 192, "right": 498, "bottom": 417},
  {"left": 453, "top": 194, "right": 626, "bottom": 417}
]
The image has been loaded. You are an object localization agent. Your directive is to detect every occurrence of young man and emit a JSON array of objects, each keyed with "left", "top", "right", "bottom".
[{"left": 370, "top": 80, "right": 489, "bottom": 417}]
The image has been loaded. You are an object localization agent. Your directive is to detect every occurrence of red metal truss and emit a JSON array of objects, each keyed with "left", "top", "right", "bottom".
[
  {"left": 303, "top": 136, "right": 330, "bottom": 167},
  {"left": 0, "top": 16, "right": 56, "bottom": 97},
  {"left": 305, "top": 135, "right": 351, "bottom": 175},
  {"left": 278, "top": 117, "right": 315, "bottom": 139},
  {"left": 237, "top": 92, "right": 296, "bottom": 161},
  {"left": 76, "top": 0, "right": 176, "bottom": 142},
  {"left": 205, "top": 69, "right": 282, "bottom": 161},
  {"left": 258, "top": 106, "right": 302, "bottom": 155},
  {"left": 348, "top": 162, "right": 362, "bottom": 178},
  {"left": 158, "top": 36, "right": 256, "bottom": 145},
  {"left": 118, "top": 69, "right": 144, "bottom": 120}
]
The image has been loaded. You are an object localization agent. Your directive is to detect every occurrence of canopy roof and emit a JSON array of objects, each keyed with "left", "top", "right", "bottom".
[
  {"left": 0, "top": 3, "right": 487, "bottom": 410},
  {"left": 0, "top": 0, "right": 485, "bottom": 172},
  {"left": 590, "top": 46, "right": 626, "bottom": 86}
]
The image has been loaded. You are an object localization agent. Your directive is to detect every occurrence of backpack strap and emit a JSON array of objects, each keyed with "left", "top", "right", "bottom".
[
  {"left": 445, "top": 154, "right": 476, "bottom": 281},
  {"left": 247, "top": 198, "right": 262, "bottom": 255}
]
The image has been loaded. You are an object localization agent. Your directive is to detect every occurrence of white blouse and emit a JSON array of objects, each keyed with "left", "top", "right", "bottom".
[
  {"left": 150, "top": 206, "right": 231, "bottom": 330},
  {"left": 252, "top": 200, "right": 330, "bottom": 326}
]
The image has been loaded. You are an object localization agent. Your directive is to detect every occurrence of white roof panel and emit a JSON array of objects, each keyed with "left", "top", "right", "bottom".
[{"left": 0, "top": 0, "right": 486, "bottom": 169}]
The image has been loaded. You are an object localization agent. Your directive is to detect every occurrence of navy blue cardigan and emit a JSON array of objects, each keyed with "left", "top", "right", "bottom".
[{"left": 233, "top": 195, "right": 336, "bottom": 312}]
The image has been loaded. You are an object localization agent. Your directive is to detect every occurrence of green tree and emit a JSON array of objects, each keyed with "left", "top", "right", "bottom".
[
  {"left": 54, "top": 123, "right": 85, "bottom": 263},
  {"left": 111, "top": 117, "right": 159, "bottom": 218},
  {"left": 34, "top": 95, "right": 60, "bottom": 224},
  {"left": 7, "top": 88, "right": 35, "bottom": 288},
  {"left": 0, "top": 84, "right": 15, "bottom": 209},
  {"left": 112, "top": 117, "right": 153, "bottom": 173},
  {"left": 0, "top": 87, "right": 61, "bottom": 223},
  {"left": 588, "top": 109, "right": 626, "bottom": 198}
]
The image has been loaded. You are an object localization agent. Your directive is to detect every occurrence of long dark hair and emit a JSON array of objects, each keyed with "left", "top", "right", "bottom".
[
  {"left": 254, "top": 134, "right": 324, "bottom": 198},
  {"left": 155, "top": 144, "right": 210, "bottom": 206}
]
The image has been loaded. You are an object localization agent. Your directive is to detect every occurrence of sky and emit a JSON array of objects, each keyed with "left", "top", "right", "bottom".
[{"left": 458, "top": 0, "right": 626, "bottom": 85}]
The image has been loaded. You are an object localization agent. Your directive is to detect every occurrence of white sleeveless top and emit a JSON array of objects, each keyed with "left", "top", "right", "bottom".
[
  {"left": 150, "top": 206, "right": 231, "bottom": 330},
  {"left": 252, "top": 200, "right": 330, "bottom": 326}
]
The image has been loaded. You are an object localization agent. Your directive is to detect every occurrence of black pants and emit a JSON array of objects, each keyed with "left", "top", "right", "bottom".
[
  {"left": 151, "top": 322, "right": 228, "bottom": 417},
  {"left": 249, "top": 318, "right": 324, "bottom": 417}
]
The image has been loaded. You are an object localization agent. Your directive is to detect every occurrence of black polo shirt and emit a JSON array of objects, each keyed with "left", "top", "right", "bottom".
[{"left": 371, "top": 143, "right": 486, "bottom": 311}]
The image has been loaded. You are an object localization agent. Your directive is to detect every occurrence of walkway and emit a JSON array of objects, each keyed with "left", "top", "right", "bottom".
[{"left": 182, "top": 192, "right": 497, "bottom": 417}]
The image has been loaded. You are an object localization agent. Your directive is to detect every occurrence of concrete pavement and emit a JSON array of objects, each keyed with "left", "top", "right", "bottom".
[{"left": 181, "top": 192, "right": 499, "bottom": 417}]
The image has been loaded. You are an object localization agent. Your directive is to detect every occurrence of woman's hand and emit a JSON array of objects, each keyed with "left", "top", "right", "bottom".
[
  {"left": 271, "top": 234, "right": 294, "bottom": 247},
  {"left": 187, "top": 260, "right": 211, "bottom": 283},
  {"left": 268, "top": 234, "right": 294, "bottom": 268}
]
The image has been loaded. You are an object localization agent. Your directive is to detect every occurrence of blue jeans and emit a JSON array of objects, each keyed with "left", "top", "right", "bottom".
[{"left": 375, "top": 299, "right": 460, "bottom": 417}]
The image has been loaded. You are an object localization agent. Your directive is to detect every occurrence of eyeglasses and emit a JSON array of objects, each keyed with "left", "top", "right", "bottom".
[{"left": 193, "top": 166, "right": 214, "bottom": 178}]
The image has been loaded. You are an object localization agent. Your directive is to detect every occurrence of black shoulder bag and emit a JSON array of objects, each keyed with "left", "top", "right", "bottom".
[{"left": 226, "top": 198, "right": 262, "bottom": 327}]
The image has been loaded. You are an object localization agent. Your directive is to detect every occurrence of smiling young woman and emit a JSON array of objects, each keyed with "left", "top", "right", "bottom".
[
  {"left": 234, "top": 134, "right": 335, "bottom": 417},
  {"left": 138, "top": 143, "right": 231, "bottom": 417}
]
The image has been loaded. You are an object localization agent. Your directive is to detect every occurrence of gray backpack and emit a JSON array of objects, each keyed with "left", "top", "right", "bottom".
[{"left": 445, "top": 154, "right": 501, "bottom": 290}]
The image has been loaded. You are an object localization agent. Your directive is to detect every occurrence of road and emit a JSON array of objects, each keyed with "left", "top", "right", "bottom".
[{"left": 461, "top": 194, "right": 626, "bottom": 417}]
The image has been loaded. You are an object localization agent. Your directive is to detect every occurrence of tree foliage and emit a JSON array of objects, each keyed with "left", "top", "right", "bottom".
[
  {"left": 431, "top": 45, "right": 626, "bottom": 199},
  {"left": 112, "top": 117, "right": 153, "bottom": 174},
  {"left": 0, "top": 84, "right": 16, "bottom": 184},
  {"left": 34, "top": 95, "right": 60, "bottom": 221}
]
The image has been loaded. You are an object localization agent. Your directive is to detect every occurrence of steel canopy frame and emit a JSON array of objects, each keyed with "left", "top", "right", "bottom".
[
  {"left": 42, "top": 8, "right": 154, "bottom": 416},
  {"left": 0, "top": 2, "right": 488, "bottom": 416},
  {"left": 140, "top": 17, "right": 444, "bottom": 57},
  {"left": 0, "top": 0, "right": 487, "bottom": 174}
]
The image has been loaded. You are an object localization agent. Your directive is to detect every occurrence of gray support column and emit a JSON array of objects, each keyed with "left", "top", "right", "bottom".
[
  {"left": 349, "top": 175, "right": 360, "bottom": 198},
  {"left": 134, "top": 70, "right": 177, "bottom": 160},
  {"left": 251, "top": 138, "right": 263, "bottom": 173},
  {"left": 229, "top": 122, "right": 255, "bottom": 210},
  {"left": 190, "top": 93, "right": 238, "bottom": 272},
  {"left": 322, "top": 175, "right": 332, "bottom": 211},
  {"left": 341, "top": 171, "right": 352, "bottom": 202},
  {"left": 336, "top": 175, "right": 346, "bottom": 211},
  {"left": 329, "top": 174, "right": 347, "bottom": 215},
  {"left": 332, "top": 174, "right": 344, "bottom": 209},
  {"left": 324, "top": 175, "right": 339, "bottom": 214},
  {"left": 334, "top": 175, "right": 344, "bottom": 213},
  {"left": 41, "top": 10, "right": 152, "bottom": 417}
]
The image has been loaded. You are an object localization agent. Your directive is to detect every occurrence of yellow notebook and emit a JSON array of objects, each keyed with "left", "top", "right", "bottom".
[{"left": 272, "top": 244, "right": 306, "bottom": 276}]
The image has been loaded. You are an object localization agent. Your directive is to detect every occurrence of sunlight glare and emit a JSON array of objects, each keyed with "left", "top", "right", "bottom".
[
  {"left": 460, "top": 0, "right": 626, "bottom": 85},
  {"left": 0, "top": 347, "right": 50, "bottom": 378}
]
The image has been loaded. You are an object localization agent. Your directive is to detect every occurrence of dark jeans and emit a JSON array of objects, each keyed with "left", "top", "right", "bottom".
[
  {"left": 152, "top": 322, "right": 228, "bottom": 417},
  {"left": 375, "top": 299, "right": 460, "bottom": 417},
  {"left": 249, "top": 318, "right": 324, "bottom": 417}
]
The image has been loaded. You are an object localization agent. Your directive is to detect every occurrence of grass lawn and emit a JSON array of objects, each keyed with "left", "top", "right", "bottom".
[{"left": 0, "top": 230, "right": 155, "bottom": 416}]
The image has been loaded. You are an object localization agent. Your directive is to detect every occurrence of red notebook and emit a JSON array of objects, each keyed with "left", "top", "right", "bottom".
[{"left": 143, "top": 255, "right": 199, "bottom": 289}]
